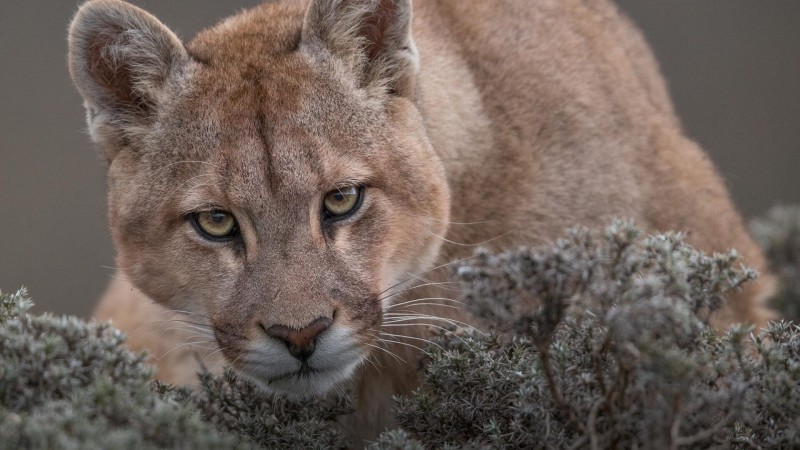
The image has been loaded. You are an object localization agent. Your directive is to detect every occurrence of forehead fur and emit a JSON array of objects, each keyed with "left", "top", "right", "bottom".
[
  {"left": 152, "top": 1, "right": 388, "bottom": 204},
  {"left": 189, "top": 1, "right": 306, "bottom": 63},
  {"left": 183, "top": 0, "right": 382, "bottom": 134}
]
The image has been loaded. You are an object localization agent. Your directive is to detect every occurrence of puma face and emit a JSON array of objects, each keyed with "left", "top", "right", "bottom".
[{"left": 69, "top": 0, "right": 450, "bottom": 396}]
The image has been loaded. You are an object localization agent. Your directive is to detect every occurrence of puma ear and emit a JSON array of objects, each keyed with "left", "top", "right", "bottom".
[
  {"left": 68, "top": 0, "right": 189, "bottom": 157},
  {"left": 302, "top": 0, "right": 418, "bottom": 98}
]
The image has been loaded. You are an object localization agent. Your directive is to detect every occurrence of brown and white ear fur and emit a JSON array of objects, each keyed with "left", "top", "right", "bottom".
[
  {"left": 302, "top": 0, "right": 418, "bottom": 98},
  {"left": 68, "top": 0, "right": 190, "bottom": 159}
]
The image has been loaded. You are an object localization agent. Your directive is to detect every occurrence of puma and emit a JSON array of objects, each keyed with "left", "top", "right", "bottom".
[{"left": 68, "top": 0, "right": 774, "bottom": 441}]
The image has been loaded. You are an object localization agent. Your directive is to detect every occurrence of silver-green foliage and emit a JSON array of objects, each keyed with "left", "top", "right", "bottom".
[
  {"left": 381, "top": 221, "right": 800, "bottom": 449},
  {"left": 0, "top": 289, "right": 350, "bottom": 450},
  {"left": 0, "top": 288, "right": 248, "bottom": 449},
  {"left": 2, "top": 207, "right": 799, "bottom": 449},
  {"left": 187, "top": 368, "right": 352, "bottom": 449},
  {"left": 751, "top": 205, "right": 800, "bottom": 321}
]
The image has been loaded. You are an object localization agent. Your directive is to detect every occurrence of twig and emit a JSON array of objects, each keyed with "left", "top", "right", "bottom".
[
  {"left": 538, "top": 343, "right": 587, "bottom": 434},
  {"left": 674, "top": 410, "right": 737, "bottom": 447}
]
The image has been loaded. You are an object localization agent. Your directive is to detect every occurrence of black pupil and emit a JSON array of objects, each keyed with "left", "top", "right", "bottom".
[
  {"left": 332, "top": 192, "right": 346, "bottom": 203},
  {"left": 210, "top": 212, "right": 227, "bottom": 225}
]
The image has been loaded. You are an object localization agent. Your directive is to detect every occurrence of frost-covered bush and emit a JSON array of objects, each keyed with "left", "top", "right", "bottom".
[
  {"left": 185, "top": 368, "right": 352, "bottom": 449},
  {"left": 2, "top": 208, "right": 799, "bottom": 449},
  {"left": 751, "top": 205, "right": 800, "bottom": 321},
  {"left": 0, "top": 288, "right": 247, "bottom": 449},
  {"left": 380, "top": 220, "right": 800, "bottom": 449},
  {"left": 0, "top": 289, "right": 349, "bottom": 449}
]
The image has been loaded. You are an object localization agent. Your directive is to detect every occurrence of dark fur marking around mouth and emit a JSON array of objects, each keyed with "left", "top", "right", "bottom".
[{"left": 266, "top": 364, "right": 318, "bottom": 384}]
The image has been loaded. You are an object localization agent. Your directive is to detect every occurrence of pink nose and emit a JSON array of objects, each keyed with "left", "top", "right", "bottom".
[{"left": 264, "top": 317, "right": 332, "bottom": 361}]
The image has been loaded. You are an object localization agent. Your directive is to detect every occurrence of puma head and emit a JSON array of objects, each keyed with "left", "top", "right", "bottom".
[{"left": 69, "top": 0, "right": 450, "bottom": 396}]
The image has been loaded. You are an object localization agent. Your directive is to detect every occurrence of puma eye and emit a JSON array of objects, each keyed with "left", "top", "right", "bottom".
[
  {"left": 191, "top": 210, "right": 238, "bottom": 241},
  {"left": 322, "top": 186, "right": 363, "bottom": 221}
]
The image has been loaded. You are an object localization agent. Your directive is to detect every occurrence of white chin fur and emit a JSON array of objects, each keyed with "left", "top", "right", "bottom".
[
  {"left": 247, "top": 358, "right": 363, "bottom": 398},
  {"left": 239, "top": 325, "right": 365, "bottom": 398}
]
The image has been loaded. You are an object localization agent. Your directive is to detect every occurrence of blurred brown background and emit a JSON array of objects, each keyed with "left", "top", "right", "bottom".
[{"left": 1, "top": 1, "right": 798, "bottom": 317}]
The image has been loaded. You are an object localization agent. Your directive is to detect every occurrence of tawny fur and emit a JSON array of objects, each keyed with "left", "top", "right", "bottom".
[{"left": 70, "top": 0, "right": 774, "bottom": 444}]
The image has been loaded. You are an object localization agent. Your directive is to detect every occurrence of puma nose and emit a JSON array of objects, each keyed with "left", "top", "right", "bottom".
[{"left": 264, "top": 317, "right": 332, "bottom": 361}]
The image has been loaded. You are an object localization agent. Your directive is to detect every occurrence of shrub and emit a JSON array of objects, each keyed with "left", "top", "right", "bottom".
[
  {"left": 0, "top": 288, "right": 248, "bottom": 449},
  {"left": 1, "top": 207, "right": 799, "bottom": 449},
  {"left": 751, "top": 205, "right": 800, "bottom": 322},
  {"left": 0, "top": 288, "right": 350, "bottom": 449},
  {"left": 380, "top": 220, "right": 800, "bottom": 449}
]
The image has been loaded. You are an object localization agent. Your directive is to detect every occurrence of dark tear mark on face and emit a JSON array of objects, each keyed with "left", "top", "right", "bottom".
[{"left": 255, "top": 110, "right": 278, "bottom": 196}]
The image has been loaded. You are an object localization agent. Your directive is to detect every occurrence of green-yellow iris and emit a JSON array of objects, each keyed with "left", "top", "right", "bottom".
[
  {"left": 196, "top": 210, "right": 236, "bottom": 238},
  {"left": 323, "top": 186, "right": 361, "bottom": 218}
]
